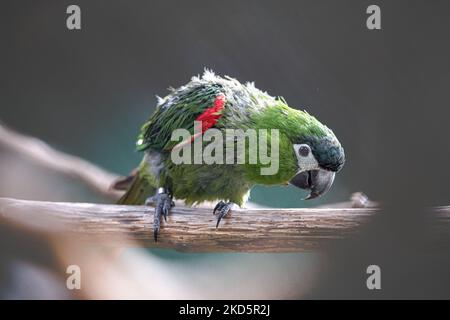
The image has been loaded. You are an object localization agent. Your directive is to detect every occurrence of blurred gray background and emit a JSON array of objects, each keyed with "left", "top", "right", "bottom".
[{"left": 1, "top": 0, "right": 449, "bottom": 298}]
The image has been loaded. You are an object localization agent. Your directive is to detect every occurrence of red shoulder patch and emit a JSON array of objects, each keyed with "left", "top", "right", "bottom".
[
  {"left": 195, "top": 94, "right": 226, "bottom": 133},
  {"left": 171, "top": 95, "right": 226, "bottom": 149}
]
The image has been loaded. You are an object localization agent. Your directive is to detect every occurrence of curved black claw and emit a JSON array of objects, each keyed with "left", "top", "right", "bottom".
[
  {"left": 145, "top": 189, "right": 174, "bottom": 242},
  {"left": 213, "top": 201, "right": 234, "bottom": 228}
]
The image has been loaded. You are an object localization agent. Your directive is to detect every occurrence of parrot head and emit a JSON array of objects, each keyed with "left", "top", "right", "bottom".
[
  {"left": 251, "top": 98, "right": 345, "bottom": 200},
  {"left": 284, "top": 107, "right": 345, "bottom": 199},
  {"left": 289, "top": 134, "right": 345, "bottom": 199}
]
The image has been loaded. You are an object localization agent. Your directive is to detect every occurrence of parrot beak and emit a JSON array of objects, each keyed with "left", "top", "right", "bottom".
[{"left": 289, "top": 169, "right": 335, "bottom": 200}]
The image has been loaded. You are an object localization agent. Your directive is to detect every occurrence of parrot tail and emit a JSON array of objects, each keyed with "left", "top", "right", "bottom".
[{"left": 116, "top": 170, "right": 156, "bottom": 205}]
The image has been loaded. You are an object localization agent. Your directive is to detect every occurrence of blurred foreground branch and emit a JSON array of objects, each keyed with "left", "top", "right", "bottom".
[{"left": 0, "top": 124, "right": 122, "bottom": 200}]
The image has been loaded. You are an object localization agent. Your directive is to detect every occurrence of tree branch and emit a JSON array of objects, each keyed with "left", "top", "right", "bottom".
[{"left": 0, "top": 197, "right": 381, "bottom": 252}]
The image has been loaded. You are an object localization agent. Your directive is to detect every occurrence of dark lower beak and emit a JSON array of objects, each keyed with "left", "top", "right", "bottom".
[{"left": 289, "top": 169, "right": 335, "bottom": 200}]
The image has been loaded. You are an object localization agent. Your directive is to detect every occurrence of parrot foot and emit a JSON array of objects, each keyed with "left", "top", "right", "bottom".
[
  {"left": 145, "top": 188, "right": 175, "bottom": 242},
  {"left": 213, "top": 201, "right": 235, "bottom": 228}
]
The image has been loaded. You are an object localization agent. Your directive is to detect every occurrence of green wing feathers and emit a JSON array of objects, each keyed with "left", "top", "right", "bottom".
[
  {"left": 119, "top": 84, "right": 225, "bottom": 204},
  {"left": 136, "top": 83, "right": 224, "bottom": 151}
]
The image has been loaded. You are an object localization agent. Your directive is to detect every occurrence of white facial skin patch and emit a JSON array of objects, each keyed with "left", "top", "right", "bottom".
[{"left": 293, "top": 144, "right": 319, "bottom": 172}]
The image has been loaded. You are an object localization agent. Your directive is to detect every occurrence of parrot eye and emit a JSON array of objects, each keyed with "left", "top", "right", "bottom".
[{"left": 298, "top": 145, "right": 310, "bottom": 157}]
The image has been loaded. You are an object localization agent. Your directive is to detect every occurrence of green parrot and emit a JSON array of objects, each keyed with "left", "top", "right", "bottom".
[{"left": 115, "top": 70, "right": 345, "bottom": 240}]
